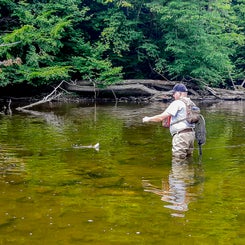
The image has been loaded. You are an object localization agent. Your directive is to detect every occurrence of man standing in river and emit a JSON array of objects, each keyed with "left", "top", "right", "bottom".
[{"left": 142, "top": 83, "right": 196, "bottom": 159}]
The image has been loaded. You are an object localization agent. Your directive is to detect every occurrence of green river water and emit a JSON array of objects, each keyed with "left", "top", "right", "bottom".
[{"left": 0, "top": 100, "right": 244, "bottom": 245}]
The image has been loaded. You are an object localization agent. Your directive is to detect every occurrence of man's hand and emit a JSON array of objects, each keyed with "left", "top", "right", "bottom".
[{"left": 142, "top": 116, "right": 151, "bottom": 123}]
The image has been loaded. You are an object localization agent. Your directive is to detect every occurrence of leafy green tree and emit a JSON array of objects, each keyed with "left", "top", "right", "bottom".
[
  {"left": 75, "top": 0, "right": 147, "bottom": 79},
  {"left": 0, "top": 1, "right": 72, "bottom": 85},
  {"left": 146, "top": 0, "right": 243, "bottom": 86},
  {"left": 0, "top": 0, "right": 122, "bottom": 87},
  {"left": 231, "top": 0, "right": 245, "bottom": 82}
]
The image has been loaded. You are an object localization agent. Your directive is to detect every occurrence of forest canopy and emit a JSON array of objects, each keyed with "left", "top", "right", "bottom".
[{"left": 0, "top": 0, "right": 244, "bottom": 89}]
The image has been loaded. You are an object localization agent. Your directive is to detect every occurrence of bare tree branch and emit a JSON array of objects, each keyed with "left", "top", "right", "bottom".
[
  {"left": 16, "top": 81, "right": 66, "bottom": 110},
  {"left": 228, "top": 71, "right": 237, "bottom": 90},
  {"left": 241, "top": 79, "right": 245, "bottom": 88}
]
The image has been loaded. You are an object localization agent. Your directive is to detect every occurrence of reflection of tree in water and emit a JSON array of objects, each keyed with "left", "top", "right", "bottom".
[
  {"left": 143, "top": 158, "right": 204, "bottom": 217},
  {"left": 18, "top": 109, "right": 65, "bottom": 129}
]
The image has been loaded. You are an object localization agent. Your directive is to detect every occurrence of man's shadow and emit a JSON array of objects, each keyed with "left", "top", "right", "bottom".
[{"left": 143, "top": 157, "right": 204, "bottom": 217}]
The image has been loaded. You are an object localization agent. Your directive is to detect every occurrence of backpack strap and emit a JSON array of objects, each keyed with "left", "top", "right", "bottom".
[
  {"left": 170, "top": 98, "right": 189, "bottom": 126},
  {"left": 170, "top": 117, "right": 186, "bottom": 126}
]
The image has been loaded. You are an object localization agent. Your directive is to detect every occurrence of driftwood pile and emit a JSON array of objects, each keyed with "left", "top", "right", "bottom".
[{"left": 65, "top": 79, "right": 245, "bottom": 101}]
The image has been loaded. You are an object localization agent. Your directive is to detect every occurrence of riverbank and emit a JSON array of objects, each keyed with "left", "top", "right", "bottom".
[{"left": 0, "top": 79, "right": 245, "bottom": 114}]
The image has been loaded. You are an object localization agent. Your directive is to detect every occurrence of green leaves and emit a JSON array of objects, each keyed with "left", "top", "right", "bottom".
[
  {"left": 71, "top": 41, "right": 122, "bottom": 87},
  {"left": 147, "top": 0, "right": 242, "bottom": 86},
  {"left": 0, "top": 0, "right": 244, "bottom": 89},
  {"left": 0, "top": 0, "right": 125, "bottom": 87},
  {"left": 21, "top": 66, "right": 71, "bottom": 84}
]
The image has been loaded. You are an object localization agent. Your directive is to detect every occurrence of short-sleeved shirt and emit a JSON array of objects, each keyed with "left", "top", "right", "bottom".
[{"left": 166, "top": 98, "right": 194, "bottom": 136}]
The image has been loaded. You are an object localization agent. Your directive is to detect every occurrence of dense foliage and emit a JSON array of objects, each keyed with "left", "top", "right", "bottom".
[{"left": 0, "top": 0, "right": 244, "bottom": 88}]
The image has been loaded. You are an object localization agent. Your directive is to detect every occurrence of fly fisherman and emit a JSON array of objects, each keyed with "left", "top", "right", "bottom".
[{"left": 143, "top": 83, "right": 196, "bottom": 159}]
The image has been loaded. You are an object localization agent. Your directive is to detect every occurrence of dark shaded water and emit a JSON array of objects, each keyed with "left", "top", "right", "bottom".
[{"left": 0, "top": 100, "right": 244, "bottom": 244}]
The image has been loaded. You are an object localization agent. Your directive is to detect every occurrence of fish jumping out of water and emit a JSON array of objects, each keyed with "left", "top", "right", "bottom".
[{"left": 73, "top": 143, "right": 100, "bottom": 151}]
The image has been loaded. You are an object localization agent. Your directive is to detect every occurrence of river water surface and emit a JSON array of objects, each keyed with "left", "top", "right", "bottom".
[{"left": 0, "top": 100, "right": 244, "bottom": 244}]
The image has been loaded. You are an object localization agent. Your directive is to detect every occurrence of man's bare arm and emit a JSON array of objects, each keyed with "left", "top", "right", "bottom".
[{"left": 142, "top": 111, "right": 171, "bottom": 123}]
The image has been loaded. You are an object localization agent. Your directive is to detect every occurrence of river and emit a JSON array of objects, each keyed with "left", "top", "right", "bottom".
[{"left": 0, "top": 100, "right": 244, "bottom": 244}]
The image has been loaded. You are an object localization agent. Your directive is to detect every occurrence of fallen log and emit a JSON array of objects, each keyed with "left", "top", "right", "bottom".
[
  {"left": 65, "top": 79, "right": 201, "bottom": 101},
  {"left": 65, "top": 79, "right": 245, "bottom": 101},
  {"left": 66, "top": 83, "right": 161, "bottom": 97},
  {"left": 209, "top": 87, "right": 245, "bottom": 100}
]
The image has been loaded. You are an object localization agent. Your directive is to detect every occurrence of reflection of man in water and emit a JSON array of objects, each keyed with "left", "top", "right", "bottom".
[
  {"left": 162, "top": 159, "right": 195, "bottom": 216},
  {"left": 143, "top": 159, "right": 203, "bottom": 217}
]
